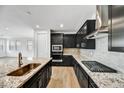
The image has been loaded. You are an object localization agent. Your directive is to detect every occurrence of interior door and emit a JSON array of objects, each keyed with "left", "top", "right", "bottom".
[{"left": 37, "top": 32, "right": 49, "bottom": 58}]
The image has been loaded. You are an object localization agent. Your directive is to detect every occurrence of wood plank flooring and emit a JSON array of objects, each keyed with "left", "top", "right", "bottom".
[{"left": 47, "top": 66, "right": 80, "bottom": 88}]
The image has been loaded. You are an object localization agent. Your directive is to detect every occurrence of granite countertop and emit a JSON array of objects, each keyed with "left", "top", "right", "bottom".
[
  {"left": 71, "top": 54, "right": 124, "bottom": 88},
  {"left": 1, "top": 55, "right": 124, "bottom": 88},
  {"left": 0, "top": 57, "right": 52, "bottom": 88}
]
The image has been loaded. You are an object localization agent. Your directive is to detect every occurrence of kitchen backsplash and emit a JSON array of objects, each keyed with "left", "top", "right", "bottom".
[
  {"left": 80, "top": 34, "right": 124, "bottom": 73},
  {"left": 63, "top": 48, "right": 80, "bottom": 56}
]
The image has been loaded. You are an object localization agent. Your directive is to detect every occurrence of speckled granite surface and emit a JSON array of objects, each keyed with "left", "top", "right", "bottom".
[
  {"left": 72, "top": 55, "right": 124, "bottom": 88},
  {"left": 64, "top": 48, "right": 124, "bottom": 88},
  {"left": 1, "top": 54, "right": 124, "bottom": 88},
  {"left": 0, "top": 57, "right": 52, "bottom": 88}
]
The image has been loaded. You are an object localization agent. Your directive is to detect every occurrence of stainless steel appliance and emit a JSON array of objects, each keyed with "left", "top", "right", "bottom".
[
  {"left": 108, "top": 5, "right": 124, "bottom": 52},
  {"left": 52, "top": 45, "right": 63, "bottom": 52},
  {"left": 82, "top": 61, "right": 117, "bottom": 73},
  {"left": 51, "top": 45, "right": 63, "bottom": 62}
]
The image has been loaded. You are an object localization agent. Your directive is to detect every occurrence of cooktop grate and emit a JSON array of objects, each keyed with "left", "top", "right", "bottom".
[{"left": 81, "top": 61, "right": 117, "bottom": 73}]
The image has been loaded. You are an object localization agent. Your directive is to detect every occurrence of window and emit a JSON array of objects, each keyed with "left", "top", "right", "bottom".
[
  {"left": 9, "top": 40, "right": 15, "bottom": 51},
  {"left": 15, "top": 40, "right": 21, "bottom": 51},
  {"left": 0, "top": 39, "right": 4, "bottom": 52},
  {"left": 27, "top": 40, "right": 33, "bottom": 51}
]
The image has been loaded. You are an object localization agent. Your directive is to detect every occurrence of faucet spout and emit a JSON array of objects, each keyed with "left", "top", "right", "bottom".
[{"left": 18, "top": 52, "right": 23, "bottom": 67}]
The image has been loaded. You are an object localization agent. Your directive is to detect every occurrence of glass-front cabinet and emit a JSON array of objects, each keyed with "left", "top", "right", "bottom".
[{"left": 76, "top": 20, "right": 96, "bottom": 49}]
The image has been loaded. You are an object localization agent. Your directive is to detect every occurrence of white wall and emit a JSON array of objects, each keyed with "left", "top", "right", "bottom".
[{"left": 80, "top": 34, "right": 124, "bottom": 73}]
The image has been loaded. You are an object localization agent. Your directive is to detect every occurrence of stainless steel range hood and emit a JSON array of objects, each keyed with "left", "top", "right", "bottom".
[
  {"left": 96, "top": 5, "right": 108, "bottom": 32},
  {"left": 86, "top": 5, "right": 108, "bottom": 39}
]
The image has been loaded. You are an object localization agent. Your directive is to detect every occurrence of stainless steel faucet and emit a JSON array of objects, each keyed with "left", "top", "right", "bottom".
[{"left": 18, "top": 52, "right": 23, "bottom": 67}]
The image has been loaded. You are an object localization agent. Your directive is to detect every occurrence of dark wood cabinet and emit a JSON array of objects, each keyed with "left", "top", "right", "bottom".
[
  {"left": 72, "top": 57, "right": 98, "bottom": 88},
  {"left": 52, "top": 55, "right": 74, "bottom": 66},
  {"left": 62, "top": 55, "right": 74, "bottom": 66},
  {"left": 76, "top": 38, "right": 95, "bottom": 49},
  {"left": 51, "top": 33, "right": 76, "bottom": 48},
  {"left": 76, "top": 20, "right": 96, "bottom": 49},
  {"left": 63, "top": 34, "right": 76, "bottom": 48},
  {"left": 22, "top": 60, "right": 52, "bottom": 88},
  {"left": 51, "top": 33, "right": 63, "bottom": 45},
  {"left": 88, "top": 77, "right": 98, "bottom": 88},
  {"left": 51, "top": 33, "right": 63, "bottom": 61},
  {"left": 77, "top": 20, "right": 96, "bottom": 36},
  {"left": 82, "top": 39, "right": 95, "bottom": 49},
  {"left": 73, "top": 60, "right": 88, "bottom": 88}
]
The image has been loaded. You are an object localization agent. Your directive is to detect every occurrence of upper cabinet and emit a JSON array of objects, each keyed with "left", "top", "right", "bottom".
[
  {"left": 51, "top": 33, "right": 76, "bottom": 48},
  {"left": 51, "top": 33, "right": 64, "bottom": 45},
  {"left": 76, "top": 20, "right": 96, "bottom": 49},
  {"left": 63, "top": 34, "right": 76, "bottom": 48},
  {"left": 77, "top": 20, "right": 96, "bottom": 37}
]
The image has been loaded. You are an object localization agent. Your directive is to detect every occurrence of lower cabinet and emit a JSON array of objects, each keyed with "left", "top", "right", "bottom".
[
  {"left": 21, "top": 60, "right": 52, "bottom": 88},
  {"left": 21, "top": 57, "right": 98, "bottom": 88},
  {"left": 52, "top": 55, "right": 74, "bottom": 66},
  {"left": 77, "top": 64, "right": 89, "bottom": 88},
  {"left": 72, "top": 58, "right": 98, "bottom": 88}
]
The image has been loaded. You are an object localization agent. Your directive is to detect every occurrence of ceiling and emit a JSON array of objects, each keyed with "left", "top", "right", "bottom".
[{"left": 0, "top": 5, "right": 96, "bottom": 38}]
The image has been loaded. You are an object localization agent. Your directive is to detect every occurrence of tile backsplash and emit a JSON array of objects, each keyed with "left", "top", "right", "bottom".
[
  {"left": 63, "top": 48, "right": 80, "bottom": 56},
  {"left": 80, "top": 35, "right": 124, "bottom": 73}
]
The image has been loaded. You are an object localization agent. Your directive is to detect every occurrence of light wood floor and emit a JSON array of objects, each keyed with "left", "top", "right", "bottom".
[{"left": 47, "top": 66, "right": 80, "bottom": 88}]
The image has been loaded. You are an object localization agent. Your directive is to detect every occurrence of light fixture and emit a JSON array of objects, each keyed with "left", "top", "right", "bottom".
[
  {"left": 36, "top": 25, "right": 40, "bottom": 28},
  {"left": 5, "top": 27, "right": 8, "bottom": 30},
  {"left": 26, "top": 11, "right": 32, "bottom": 15},
  {"left": 60, "top": 24, "right": 64, "bottom": 28}
]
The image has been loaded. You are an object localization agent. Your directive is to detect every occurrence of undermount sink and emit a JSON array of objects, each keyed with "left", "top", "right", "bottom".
[{"left": 7, "top": 63, "right": 41, "bottom": 76}]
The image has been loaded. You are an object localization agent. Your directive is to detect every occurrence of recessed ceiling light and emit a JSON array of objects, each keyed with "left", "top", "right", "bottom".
[
  {"left": 36, "top": 25, "right": 40, "bottom": 28},
  {"left": 60, "top": 24, "right": 64, "bottom": 28},
  {"left": 26, "top": 11, "right": 32, "bottom": 15},
  {"left": 5, "top": 27, "right": 8, "bottom": 30}
]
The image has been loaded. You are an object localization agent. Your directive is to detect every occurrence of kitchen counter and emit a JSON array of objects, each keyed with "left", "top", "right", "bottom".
[
  {"left": 1, "top": 55, "right": 124, "bottom": 88},
  {"left": 70, "top": 54, "right": 124, "bottom": 88},
  {"left": 0, "top": 57, "right": 52, "bottom": 88}
]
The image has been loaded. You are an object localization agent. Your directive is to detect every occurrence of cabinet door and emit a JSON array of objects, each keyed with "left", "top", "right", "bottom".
[
  {"left": 76, "top": 34, "right": 82, "bottom": 48},
  {"left": 87, "top": 20, "right": 96, "bottom": 35},
  {"left": 76, "top": 20, "right": 96, "bottom": 49},
  {"left": 63, "top": 34, "right": 76, "bottom": 48},
  {"left": 85, "top": 39, "right": 95, "bottom": 49},
  {"left": 39, "top": 75, "right": 44, "bottom": 88},
  {"left": 22, "top": 61, "right": 52, "bottom": 88},
  {"left": 23, "top": 76, "right": 39, "bottom": 88},
  {"left": 51, "top": 33, "right": 63, "bottom": 44},
  {"left": 79, "top": 39, "right": 95, "bottom": 49},
  {"left": 79, "top": 68, "right": 88, "bottom": 88},
  {"left": 74, "top": 63, "right": 88, "bottom": 88},
  {"left": 62, "top": 55, "right": 73, "bottom": 66},
  {"left": 88, "top": 78, "right": 98, "bottom": 88},
  {"left": 29, "top": 81, "right": 39, "bottom": 88},
  {"left": 48, "top": 61, "right": 52, "bottom": 82}
]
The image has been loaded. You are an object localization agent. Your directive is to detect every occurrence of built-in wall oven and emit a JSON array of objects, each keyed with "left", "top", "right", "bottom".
[
  {"left": 51, "top": 45, "right": 63, "bottom": 62},
  {"left": 52, "top": 45, "right": 63, "bottom": 52}
]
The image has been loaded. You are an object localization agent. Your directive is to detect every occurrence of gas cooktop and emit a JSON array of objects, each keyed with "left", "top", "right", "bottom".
[{"left": 81, "top": 61, "right": 117, "bottom": 73}]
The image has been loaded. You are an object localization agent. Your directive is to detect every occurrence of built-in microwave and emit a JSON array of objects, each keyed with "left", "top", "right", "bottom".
[{"left": 52, "top": 45, "right": 63, "bottom": 52}]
